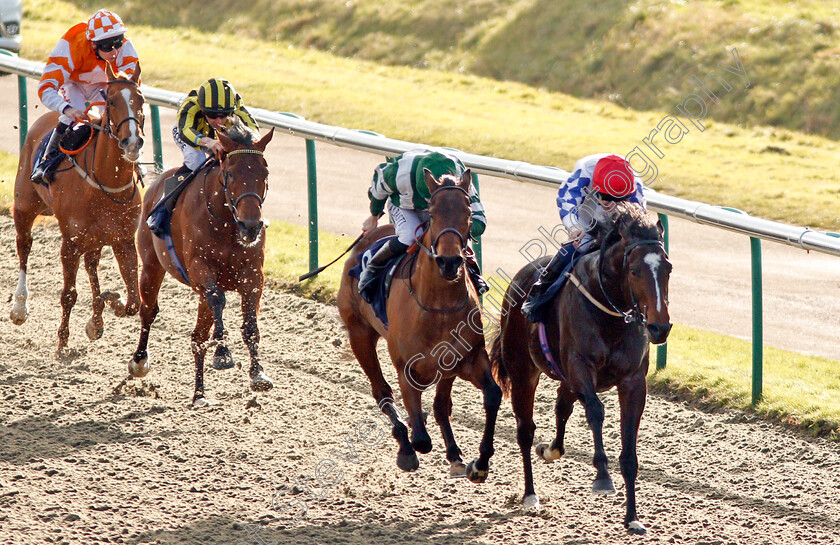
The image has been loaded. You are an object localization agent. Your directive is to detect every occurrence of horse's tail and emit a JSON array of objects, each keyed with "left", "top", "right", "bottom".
[{"left": 488, "top": 336, "right": 511, "bottom": 398}]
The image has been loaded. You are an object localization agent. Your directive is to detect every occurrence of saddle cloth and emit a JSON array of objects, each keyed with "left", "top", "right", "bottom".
[{"left": 348, "top": 236, "right": 407, "bottom": 328}]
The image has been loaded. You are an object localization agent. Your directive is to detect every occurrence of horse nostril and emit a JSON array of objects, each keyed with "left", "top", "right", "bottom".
[{"left": 137, "top": 136, "right": 145, "bottom": 148}]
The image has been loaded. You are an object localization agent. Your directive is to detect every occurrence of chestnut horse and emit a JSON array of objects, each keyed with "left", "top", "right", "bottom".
[
  {"left": 489, "top": 202, "right": 672, "bottom": 534},
  {"left": 129, "top": 121, "right": 275, "bottom": 407},
  {"left": 337, "top": 169, "right": 501, "bottom": 481},
  {"left": 11, "top": 64, "right": 144, "bottom": 354}
]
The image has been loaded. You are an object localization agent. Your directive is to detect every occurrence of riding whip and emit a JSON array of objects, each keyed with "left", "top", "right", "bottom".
[{"left": 298, "top": 233, "right": 364, "bottom": 281}]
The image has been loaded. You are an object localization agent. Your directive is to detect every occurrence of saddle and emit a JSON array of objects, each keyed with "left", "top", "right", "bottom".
[
  {"left": 348, "top": 236, "right": 409, "bottom": 327},
  {"left": 31, "top": 123, "right": 94, "bottom": 185},
  {"left": 146, "top": 158, "right": 215, "bottom": 239}
]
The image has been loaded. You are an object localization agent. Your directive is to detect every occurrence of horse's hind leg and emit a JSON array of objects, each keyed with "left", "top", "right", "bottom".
[
  {"left": 536, "top": 386, "right": 577, "bottom": 462},
  {"left": 205, "top": 284, "right": 234, "bottom": 370},
  {"left": 433, "top": 377, "right": 466, "bottom": 476},
  {"left": 343, "top": 314, "right": 416, "bottom": 471},
  {"left": 56, "top": 239, "right": 82, "bottom": 354},
  {"left": 617, "top": 371, "right": 648, "bottom": 534},
  {"left": 83, "top": 249, "right": 105, "bottom": 341},
  {"left": 190, "top": 298, "right": 214, "bottom": 407},
  {"left": 458, "top": 352, "right": 502, "bottom": 484},
  {"left": 508, "top": 363, "right": 541, "bottom": 509},
  {"left": 240, "top": 283, "right": 272, "bottom": 392},
  {"left": 108, "top": 239, "right": 141, "bottom": 317},
  {"left": 10, "top": 206, "right": 40, "bottom": 325}
]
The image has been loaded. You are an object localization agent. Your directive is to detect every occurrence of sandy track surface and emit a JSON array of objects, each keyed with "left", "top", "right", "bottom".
[
  {"left": 0, "top": 75, "right": 837, "bottom": 363},
  {"left": 1, "top": 217, "right": 839, "bottom": 545}
]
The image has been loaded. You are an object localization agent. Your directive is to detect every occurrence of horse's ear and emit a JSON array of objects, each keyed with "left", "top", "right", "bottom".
[
  {"left": 105, "top": 62, "right": 116, "bottom": 80},
  {"left": 458, "top": 169, "right": 472, "bottom": 192},
  {"left": 423, "top": 168, "right": 441, "bottom": 193},
  {"left": 656, "top": 218, "right": 665, "bottom": 239},
  {"left": 255, "top": 127, "right": 274, "bottom": 152},
  {"left": 130, "top": 64, "right": 141, "bottom": 83}
]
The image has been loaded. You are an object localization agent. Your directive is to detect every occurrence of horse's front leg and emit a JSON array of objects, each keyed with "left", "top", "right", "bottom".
[
  {"left": 570, "top": 353, "right": 615, "bottom": 495},
  {"left": 535, "top": 386, "right": 577, "bottom": 462},
  {"left": 240, "top": 283, "right": 272, "bottom": 391},
  {"left": 204, "top": 283, "right": 234, "bottom": 370},
  {"left": 56, "top": 239, "right": 82, "bottom": 355},
  {"left": 617, "top": 370, "right": 648, "bottom": 534},
  {"left": 458, "top": 351, "right": 502, "bottom": 484},
  {"left": 83, "top": 249, "right": 105, "bottom": 341},
  {"left": 129, "top": 244, "right": 166, "bottom": 378},
  {"left": 10, "top": 206, "right": 39, "bottom": 325},
  {"left": 433, "top": 377, "right": 466, "bottom": 477},
  {"left": 108, "top": 239, "right": 141, "bottom": 317},
  {"left": 190, "top": 297, "right": 214, "bottom": 407}
]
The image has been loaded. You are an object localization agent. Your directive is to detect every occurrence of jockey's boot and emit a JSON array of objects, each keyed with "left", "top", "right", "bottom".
[
  {"left": 358, "top": 238, "right": 408, "bottom": 295},
  {"left": 463, "top": 248, "right": 489, "bottom": 295},
  {"left": 31, "top": 121, "right": 70, "bottom": 183},
  {"left": 521, "top": 246, "right": 574, "bottom": 321},
  {"left": 163, "top": 164, "right": 193, "bottom": 209}
]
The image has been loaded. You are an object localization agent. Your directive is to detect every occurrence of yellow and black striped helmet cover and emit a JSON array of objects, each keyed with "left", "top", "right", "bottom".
[{"left": 197, "top": 78, "right": 235, "bottom": 113}]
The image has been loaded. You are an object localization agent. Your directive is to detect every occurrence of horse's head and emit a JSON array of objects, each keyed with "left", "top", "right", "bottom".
[
  {"left": 423, "top": 168, "right": 472, "bottom": 281},
  {"left": 104, "top": 62, "right": 144, "bottom": 162},
  {"left": 601, "top": 203, "right": 672, "bottom": 344},
  {"left": 217, "top": 122, "right": 274, "bottom": 246}
]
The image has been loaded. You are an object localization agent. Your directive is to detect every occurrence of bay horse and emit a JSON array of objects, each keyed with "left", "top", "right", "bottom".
[
  {"left": 337, "top": 169, "right": 501, "bottom": 481},
  {"left": 11, "top": 63, "right": 144, "bottom": 354},
  {"left": 489, "top": 202, "right": 672, "bottom": 534},
  {"left": 129, "top": 120, "right": 275, "bottom": 407}
]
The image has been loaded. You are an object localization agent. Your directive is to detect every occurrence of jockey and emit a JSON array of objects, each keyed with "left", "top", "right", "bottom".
[
  {"left": 32, "top": 9, "right": 140, "bottom": 182},
  {"left": 358, "top": 148, "right": 488, "bottom": 295},
  {"left": 168, "top": 77, "right": 259, "bottom": 185},
  {"left": 521, "top": 153, "right": 646, "bottom": 322}
]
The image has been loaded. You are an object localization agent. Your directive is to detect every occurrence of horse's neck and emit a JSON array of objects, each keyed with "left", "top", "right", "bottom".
[
  {"left": 90, "top": 126, "right": 133, "bottom": 183},
  {"left": 201, "top": 167, "right": 233, "bottom": 224},
  {"left": 583, "top": 244, "right": 630, "bottom": 309}
]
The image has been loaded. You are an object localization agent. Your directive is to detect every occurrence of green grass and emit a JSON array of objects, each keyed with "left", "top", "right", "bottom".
[
  {"left": 650, "top": 324, "right": 840, "bottom": 440},
  {"left": 56, "top": 0, "right": 840, "bottom": 140},
  {"left": 18, "top": 0, "right": 840, "bottom": 232}
]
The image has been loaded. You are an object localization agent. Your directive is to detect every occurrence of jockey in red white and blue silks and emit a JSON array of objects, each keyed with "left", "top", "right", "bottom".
[{"left": 521, "top": 153, "right": 646, "bottom": 322}]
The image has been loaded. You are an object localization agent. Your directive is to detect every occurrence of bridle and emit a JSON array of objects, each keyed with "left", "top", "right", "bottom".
[
  {"left": 95, "top": 79, "right": 145, "bottom": 148},
  {"left": 216, "top": 149, "right": 268, "bottom": 225},
  {"left": 594, "top": 237, "right": 667, "bottom": 324},
  {"left": 407, "top": 184, "right": 473, "bottom": 314},
  {"left": 414, "top": 185, "right": 471, "bottom": 260}
]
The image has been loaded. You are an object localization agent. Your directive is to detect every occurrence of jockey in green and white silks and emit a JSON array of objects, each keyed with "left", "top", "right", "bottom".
[{"left": 358, "top": 149, "right": 487, "bottom": 294}]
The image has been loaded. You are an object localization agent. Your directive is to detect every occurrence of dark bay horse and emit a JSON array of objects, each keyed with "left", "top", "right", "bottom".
[
  {"left": 337, "top": 169, "right": 501, "bottom": 481},
  {"left": 489, "top": 202, "right": 672, "bottom": 534},
  {"left": 129, "top": 121, "right": 275, "bottom": 407},
  {"left": 11, "top": 64, "right": 144, "bottom": 354}
]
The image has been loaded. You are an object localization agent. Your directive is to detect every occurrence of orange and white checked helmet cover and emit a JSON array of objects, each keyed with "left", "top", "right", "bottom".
[{"left": 86, "top": 10, "right": 127, "bottom": 42}]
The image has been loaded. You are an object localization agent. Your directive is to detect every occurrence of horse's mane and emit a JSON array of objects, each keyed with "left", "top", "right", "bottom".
[
  {"left": 595, "top": 201, "right": 660, "bottom": 245},
  {"left": 220, "top": 117, "right": 258, "bottom": 146}
]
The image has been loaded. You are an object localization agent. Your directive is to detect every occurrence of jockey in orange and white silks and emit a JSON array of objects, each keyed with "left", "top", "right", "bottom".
[
  {"left": 521, "top": 153, "right": 646, "bottom": 322},
  {"left": 32, "top": 10, "right": 140, "bottom": 182}
]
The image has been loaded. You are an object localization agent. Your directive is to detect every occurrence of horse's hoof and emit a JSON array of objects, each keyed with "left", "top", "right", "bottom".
[
  {"left": 411, "top": 435, "right": 432, "bottom": 454},
  {"left": 212, "top": 345, "right": 235, "bottom": 370},
  {"left": 627, "top": 521, "right": 647, "bottom": 535},
  {"left": 522, "top": 494, "right": 541, "bottom": 510},
  {"left": 128, "top": 355, "right": 151, "bottom": 378},
  {"left": 250, "top": 370, "right": 274, "bottom": 392},
  {"left": 9, "top": 304, "right": 29, "bottom": 325},
  {"left": 449, "top": 460, "right": 467, "bottom": 478},
  {"left": 192, "top": 396, "right": 211, "bottom": 409},
  {"left": 535, "top": 442, "right": 563, "bottom": 461},
  {"left": 85, "top": 319, "right": 104, "bottom": 341},
  {"left": 465, "top": 460, "right": 488, "bottom": 484},
  {"left": 396, "top": 451, "right": 419, "bottom": 472},
  {"left": 592, "top": 478, "right": 616, "bottom": 495}
]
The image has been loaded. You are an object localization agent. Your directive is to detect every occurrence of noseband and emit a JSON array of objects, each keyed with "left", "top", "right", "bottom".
[
  {"left": 219, "top": 149, "right": 268, "bottom": 224},
  {"left": 415, "top": 185, "right": 471, "bottom": 260},
  {"left": 596, "top": 238, "right": 666, "bottom": 325}
]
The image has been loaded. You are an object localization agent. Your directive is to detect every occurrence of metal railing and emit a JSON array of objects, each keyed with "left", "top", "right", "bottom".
[{"left": 2, "top": 53, "right": 838, "bottom": 405}]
